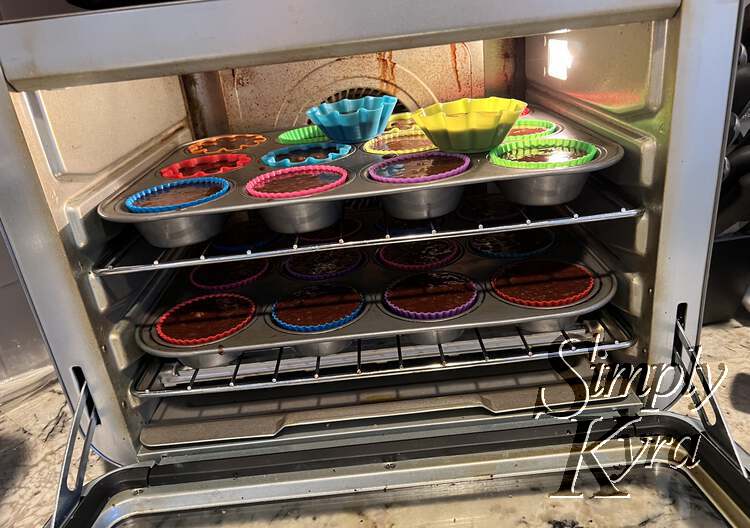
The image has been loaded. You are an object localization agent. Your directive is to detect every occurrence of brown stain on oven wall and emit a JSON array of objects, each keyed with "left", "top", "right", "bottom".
[
  {"left": 449, "top": 43, "right": 462, "bottom": 92},
  {"left": 376, "top": 51, "right": 396, "bottom": 92}
]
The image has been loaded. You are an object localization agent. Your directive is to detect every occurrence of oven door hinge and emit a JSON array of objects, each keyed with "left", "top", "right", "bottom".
[
  {"left": 667, "top": 316, "right": 748, "bottom": 479},
  {"left": 50, "top": 381, "right": 100, "bottom": 528}
]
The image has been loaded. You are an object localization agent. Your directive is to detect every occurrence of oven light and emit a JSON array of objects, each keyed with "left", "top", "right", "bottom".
[{"left": 548, "top": 38, "right": 573, "bottom": 81}]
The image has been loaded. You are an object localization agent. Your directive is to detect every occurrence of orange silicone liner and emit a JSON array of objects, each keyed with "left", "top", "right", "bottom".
[
  {"left": 186, "top": 134, "right": 267, "bottom": 154},
  {"left": 491, "top": 261, "right": 595, "bottom": 308}
]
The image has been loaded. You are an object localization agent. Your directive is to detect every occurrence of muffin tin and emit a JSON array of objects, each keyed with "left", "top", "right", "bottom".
[
  {"left": 135, "top": 232, "right": 616, "bottom": 366},
  {"left": 97, "top": 109, "right": 623, "bottom": 248}
]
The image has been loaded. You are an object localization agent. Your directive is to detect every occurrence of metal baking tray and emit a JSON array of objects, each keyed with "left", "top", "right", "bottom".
[
  {"left": 97, "top": 109, "right": 623, "bottom": 230},
  {"left": 135, "top": 233, "right": 617, "bottom": 363}
]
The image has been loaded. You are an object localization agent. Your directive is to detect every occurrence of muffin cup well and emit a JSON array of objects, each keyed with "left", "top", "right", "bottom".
[{"left": 160, "top": 154, "right": 251, "bottom": 179}]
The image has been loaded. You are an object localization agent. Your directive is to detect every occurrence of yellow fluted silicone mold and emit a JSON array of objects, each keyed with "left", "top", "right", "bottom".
[
  {"left": 362, "top": 130, "right": 436, "bottom": 155},
  {"left": 412, "top": 97, "right": 527, "bottom": 153}
]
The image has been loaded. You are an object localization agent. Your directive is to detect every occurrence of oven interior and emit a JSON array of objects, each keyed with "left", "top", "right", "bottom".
[{"left": 8, "top": 18, "right": 699, "bottom": 465}]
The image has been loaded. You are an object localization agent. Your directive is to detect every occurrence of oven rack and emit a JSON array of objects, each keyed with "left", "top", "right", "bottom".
[
  {"left": 93, "top": 179, "right": 641, "bottom": 277},
  {"left": 131, "top": 311, "right": 634, "bottom": 399}
]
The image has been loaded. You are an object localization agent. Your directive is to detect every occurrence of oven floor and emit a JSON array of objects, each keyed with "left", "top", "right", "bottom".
[{"left": 1, "top": 320, "right": 748, "bottom": 528}]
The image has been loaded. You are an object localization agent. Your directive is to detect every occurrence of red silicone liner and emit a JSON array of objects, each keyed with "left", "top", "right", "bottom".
[
  {"left": 245, "top": 165, "right": 348, "bottom": 199},
  {"left": 160, "top": 154, "right": 252, "bottom": 179},
  {"left": 491, "top": 262, "right": 595, "bottom": 308},
  {"left": 368, "top": 152, "right": 470, "bottom": 184},
  {"left": 188, "top": 259, "right": 269, "bottom": 291},
  {"left": 377, "top": 240, "right": 460, "bottom": 271},
  {"left": 155, "top": 293, "right": 256, "bottom": 346}
]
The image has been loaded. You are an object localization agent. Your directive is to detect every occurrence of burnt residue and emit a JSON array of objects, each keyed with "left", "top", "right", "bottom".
[
  {"left": 548, "top": 521, "right": 583, "bottom": 528},
  {"left": 376, "top": 51, "right": 396, "bottom": 91},
  {"left": 449, "top": 43, "right": 463, "bottom": 92}
]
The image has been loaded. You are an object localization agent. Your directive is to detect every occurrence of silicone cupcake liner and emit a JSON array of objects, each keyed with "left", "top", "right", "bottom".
[
  {"left": 362, "top": 130, "right": 436, "bottom": 155},
  {"left": 283, "top": 249, "right": 364, "bottom": 281},
  {"left": 155, "top": 293, "right": 256, "bottom": 346},
  {"left": 300, "top": 218, "right": 363, "bottom": 243},
  {"left": 277, "top": 125, "right": 330, "bottom": 145},
  {"left": 491, "top": 261, "right": 595, "bottom": 308},
  {"left": 368, "top": 152, "right": 471, "bottom": 184},
  {"left": 386, "top": 111, "right": 419, "bottom": 132},
  {"left": 306, "top": 95, "right": 398, "bottom": 143},
  {"left": 384, "top": 272, "right": 479, "bottom": 320},
  {"left": 160, "top": 154, "right": 251, "bottom": 179},
  {"left": 412, "top": 97, "right": 527, "bottom": 153},
  {"left": 271, "top": 286, "right": 365, "bottom": 332},
  {"left": 489, "top": 138, "right": 598, "bottom": 169},
  {"left": 503, "top": 119, "right": 558, "bottom": 142},
  {"left": 521, "top": 106, "right": 532, "bottom": 117},
  {"left": 186, "top": 134, "right": 267, "bottom": 155},
  {"left": 125, "top": 177, "right": 230, "bottom": 214},
  {"left": 246, "top": 165, "right": 348, "bottom": 199},
  {"left": 376, "top": 240, "right": 461, "bottom": 271},
  {"left": 188, "top": 258, "right": 269, "bottom": 291},
  {"left": 469, "top": 229, "right": 555, "bottom": 259},
  {"left": 260, "top": 142, "right": 352, "bottom": 168}
]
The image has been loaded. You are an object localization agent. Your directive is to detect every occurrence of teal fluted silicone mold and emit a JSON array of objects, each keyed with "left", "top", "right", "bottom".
[{"left": 306, "top": 95, "right": 397, "bottom": 144}]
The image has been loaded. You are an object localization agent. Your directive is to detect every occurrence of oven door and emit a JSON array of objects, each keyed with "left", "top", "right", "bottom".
[{"left": 51, "top": 412, "right": 750, "bottom": 528}]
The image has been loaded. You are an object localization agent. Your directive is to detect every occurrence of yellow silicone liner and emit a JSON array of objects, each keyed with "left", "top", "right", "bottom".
[
  {"left": 362, "top": 130, "right": 437, "bottom": 155},
  {"left": 412, "top": 97, "right": 527, "bottom": 153},
  {"left": 386, "top": 111, "right": 419, "bottom": 132}
]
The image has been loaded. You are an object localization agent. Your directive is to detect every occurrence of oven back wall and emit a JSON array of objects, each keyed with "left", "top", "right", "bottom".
[{"left": 183, "top": 42, "right": 508, "bottom": 136}]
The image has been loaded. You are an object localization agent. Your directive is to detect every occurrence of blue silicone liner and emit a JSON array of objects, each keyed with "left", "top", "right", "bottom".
[
  {"left": 260, "top": 142, "right": 353, "bottom": 168},
  {"left": 271, "top": 289, "right": 365, "bottom": 333},
  {"left": 125, "top": 177, "right": 230, "bottom": 214},
  {"left": 470, "top": 229, "right": 556, "bottom": 259},
  {"left": 306, "top": 96, "right": 398, "bottom": 144}
]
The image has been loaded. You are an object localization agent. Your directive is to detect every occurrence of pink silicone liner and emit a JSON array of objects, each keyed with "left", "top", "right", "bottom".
[
  {"left": 188, "top": 259, "right": 269, "bottom": 291},
  {"left": 383, "top": 272, "right": 480, "bottom": 320},
  {"left": 368, "top": 152, "right": 471, "bottom": 184},
  {"left": 156, "top": 293, "right": 256, "bottom": 346},
  {"left": 377, "top": 240, "right": 460, "bottom": 271},
  {"left": 245, "top": 165, "right": 348, "bottom": 199}
]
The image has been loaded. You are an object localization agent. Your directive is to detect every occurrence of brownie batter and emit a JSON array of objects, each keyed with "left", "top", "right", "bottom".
[
  {"left": 371, "top": 135, "right": 435, "bottom": 152},
  {"left": 191, "top": 259, "right": 267, "bottom": 289},
  {"left": 134, "top": 183, "right": 223, "bottom": 208},
  {"left": 501, "top": 146, "right": 588, "bottom": 163},
  {"left": 379, "top": 240, "right": 458, "bottom": 270},
  {"left": 255, "top": 170, "right": 342, "bottom": 194},
  {"left": 491, "top": 260, "right": 594, "bottom": 306},
  {"left": 373, "top": 155, "right": 465, "bottom": 180},
  {"left": 386, "top": 272, "right": 476, "bottom": 314},
  {"left": 285, "top": 249, "right": 362, "bottom": 279},
  {"left": 507, "top": 126, "right": 549, "bottom": 137},
  {"left": 158, "top": 295, "right": 254, "bottom": 342},
  {"left": 470, "top": 229, "right": 552, "bottom": 256},
  {"left": 166, "top": 157, "right": 247, "bottom": 178},
  {"left": 187, "top": 134, "right": 267, "bottom": 154},
  {"left": 274, "top": 285, "right": 362, "bottom": 328},
  {"left": 274, "top": 146, "right": 341, "bottom": 163}
]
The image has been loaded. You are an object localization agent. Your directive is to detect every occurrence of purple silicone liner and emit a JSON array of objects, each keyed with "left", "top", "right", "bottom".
[
  {"left": 368, "top": 152, "right": 471, "bottom": 184},
  {"left": 383, "top": 272, "right": 480, "bottom": 320},
  {"left": 377, "top": 240, "right": 460, "bottom": 271},
  {"left": 283, "top": 250, "right": 364, "bottom": 281}
]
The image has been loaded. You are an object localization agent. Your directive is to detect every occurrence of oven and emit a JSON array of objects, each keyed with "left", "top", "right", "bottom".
[{"left": 0, "top": 1, "right": 748, "bottom": 526}]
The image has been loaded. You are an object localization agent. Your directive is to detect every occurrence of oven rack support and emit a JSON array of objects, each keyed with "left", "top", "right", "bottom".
[
  {"left": 132, "top": 313, "right": 635, "bottom": 399},
  {"left": 94, "top": 182, "right": 642, "bottom": 277}
]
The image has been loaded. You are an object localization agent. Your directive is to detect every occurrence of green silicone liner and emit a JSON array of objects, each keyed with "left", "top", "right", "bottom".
[
  {"left": 277, "top": 125, "right": 330, "bottom": 145},
  {"left": 502, "top": 119, "right": 558, "bottom": 142},
  {"left": 489, "top": 138, "right": 598, "bottom": 169}
]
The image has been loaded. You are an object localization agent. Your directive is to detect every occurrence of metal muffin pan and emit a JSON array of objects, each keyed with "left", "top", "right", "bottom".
[
  {"left": 135, "top": 233, "right": 616, "bottom": 365},
  {"left": 97, "top": 109, "right": 623, "bottom": 247}
]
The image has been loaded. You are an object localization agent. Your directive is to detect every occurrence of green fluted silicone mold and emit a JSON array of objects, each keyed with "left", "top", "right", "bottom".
[
  {"left": 502, "top": 119, "right": 558, "bottom": 142},
  {"left": 489, "top": 138, "right": 598, "bottom": 169},
  {"left": 412, "top": 97, "right": 527, "bottom": 153},
  {"left": 277, "top": 125, "right": 330, "bottom": 145}
]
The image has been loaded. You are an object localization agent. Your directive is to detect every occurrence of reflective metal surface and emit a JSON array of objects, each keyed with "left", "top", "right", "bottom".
[
  {"left": 258, "top": 200, "right": 343, "bottom": 234},
  {"left": 381, "top": 185, "right": 464, "bottom": 220},
  {"left": 498, "top": 169, "right": 590, "bottom": 206}
]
